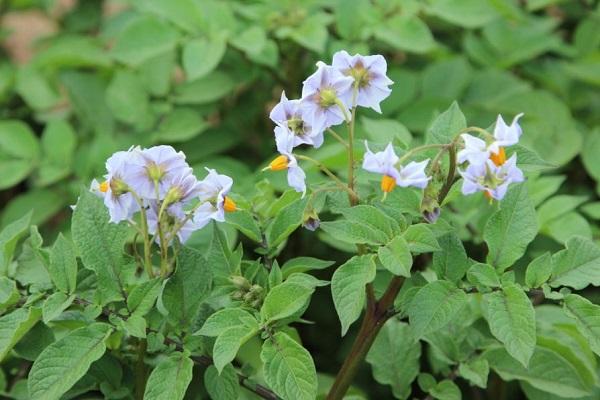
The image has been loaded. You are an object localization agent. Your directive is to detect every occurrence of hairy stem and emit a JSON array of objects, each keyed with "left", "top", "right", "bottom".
[
  {"left": 134, "top": 339, "right": 148, "bottom": 400},
  {"left": 296, "top": 154, "right": 358, "bottom": 199},
  {"left": 347, "top": 87, "right": 359, "bottom": 206},
  {"left": 328, "top": 128, "right": 349, "bottom": 148},
  {"left": 131, "top": 193, "right": 153, "bottom": 278}
]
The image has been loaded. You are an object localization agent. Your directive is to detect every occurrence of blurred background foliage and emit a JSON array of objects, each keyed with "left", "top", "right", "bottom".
[{"left": 0, "top": 0, "right": 599, "bottom": 398}]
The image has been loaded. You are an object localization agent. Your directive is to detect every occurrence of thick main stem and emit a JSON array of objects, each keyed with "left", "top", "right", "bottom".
[
  {"left": 134, "top": 339, "right": 148, "bottom": 400},
  {"left": 326, "top": 276, "right": 404, "bottom": 400}
]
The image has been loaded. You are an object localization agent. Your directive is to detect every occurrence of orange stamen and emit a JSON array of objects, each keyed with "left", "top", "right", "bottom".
[
  {"left": 99, "top": 181, "right": 109, "bottom": 193},
  {"left": 484, "top": 191, "right": 494, "bottom": 203},
  {"left": 223, "top": 196, "right": 237, "bottom": 212},
  {"left": 380, "top": 175, "right": 396, "bottom": 193},
  {"left": 268, "top": 155, "right": 289, "bottom": 171},
  {"left": 490, "top": 147, "right": 506, "bottom": 166}
]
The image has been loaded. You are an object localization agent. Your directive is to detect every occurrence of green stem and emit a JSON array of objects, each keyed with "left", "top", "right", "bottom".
[
  {"left": 134, "top": 339, "right": 148, "bottom": 400},
  {"left": 131, "top": 193, "right": 153, "bottom": 278},
  {"left": 397, "top": 143, "right": 447, "bottom": 165},
  {"left": 295, "top": 154, "right": 358, "bottom": 199},
  {"left": 327, "top": 128, "right": 349, "bottom": 148},
  {"left": 438, "top": 144, "right": 457, "bottom": 205},
  {"left": 347, "top": 86, "right": 359, "bottom": 206}
]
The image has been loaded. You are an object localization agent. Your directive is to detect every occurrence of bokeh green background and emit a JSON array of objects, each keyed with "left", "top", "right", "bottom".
[{"left": 1, "top": 0, "right": 599, "bottom": 398}]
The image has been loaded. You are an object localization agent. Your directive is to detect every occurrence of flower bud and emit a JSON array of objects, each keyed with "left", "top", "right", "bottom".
[
  {"left": 302, "top": 208, "right": 320, "bottom": 231},
  {"left": 230, "top": 275, "right": 250, "bottom": 290}
]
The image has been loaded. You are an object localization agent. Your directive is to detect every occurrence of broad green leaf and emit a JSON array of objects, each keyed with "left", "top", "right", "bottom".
[
  {"left": 422, "top": 57, "right": 472, "bottom": 100},
  {"left": 285, "top": 273, "right": 329, "bottom": 289},
  {"left": 483, "top": 283, "right": 536, "bottom": 367},
  {"left": 320, "top": 220, "right": 389, "bottom": 246},
  {"left": 139, "top": 49, "right": 175, "bottom": 97},
  {"left": 48, "top": 233, "right": 77, "bottom": 294},
  {"left": 333, "top": 205, "right": 400, "bottom": 240},
  {"left": 72, "top": 190, "right": 129, "bottom": 304},
  {"left": 127, "top": 278, "right": 162, "bottom": 317},
  {"left": 207, "top": 224, "right": 239, "bottom": 280},
  {"left": 537, "top": 195, "right": 588, "bottom": 228},
  {"left": 425, "top": 0, "right": 498, "bottom": 28},
  {"left": 525, "top": 252, "right": 553, "bottom": 288},
  {"left": 403, "top": 224, "right": 441, "bottom": 253},
  {"left": 430, "top": 380, "right": 461, "bottom": 400},
  {"left": 281, "top": 257, "right": 334, "bottom": 278},
  {"left": 0, "top": 211, "right": 31, "bottom": 272},
  {"left": 261, "top": 332, "right": 317, "bottom": 400},
  {"left": 15, "top": 64, "right": 59, "bottom": 110},
  {"left": 204, "top": 364, "right": 239, "bottom": 400},
  {"left": 458, "top": 357, "right": 489, "bottom": 388},
  {"left": 0, "top": 307, "right": 41, "bottom": 361},
  {"left": 174, "top": 71, "right": 235, "bottom": 105},
  {"left": 0, "top": 277, "right": 19, "bottom": 310},
  {"left": 266, "top": 196, "right": 309, "bottom": 248},
  {"left": 335, "top": 0, "right": 370, "bottom": 40},
  {"left": 13, "top": 322, "right": 54, "bottom": 362},
  {"left": 375, "top": 15, "right": 435, "bottom": 54},
  {"left": 484, "top": 346, "right": 594, "bottom": 398},
  {"left": 362, "top": 117, "right": 412, "bottom": 147},
  {"left": 261, "top": 283, "right": 314, "bottom": 323},
  {"left": 197, "top": 308, "right": 258, "bottom": 337},
  {"left": 408, "top": 280, "right": 467, "bottom": 339},
  {"left": 144, "top": 352, "right": 193, "bottom": 400},
  {"left": 0, "top": 121, "right": 40, "bottom": 189},
  {"left": 28, "top": 323, "right": 112, "bottom": 400},
  {"left": 132, "top": 0, "right": 203, "bottom": 33},
  {"left": 426, "top": 101, "right": 466, "bottom": 144},
  {"left": 121, "top": 314, "right": 147, "bottom": 338},
  {"left": 162, "top": 246, "right": 212, "bottom": 326},
  {"left": 432, "top": 233, "right": 469, "bottom": 283},
  {"left": 213, "top": 325, "right": 259, "bottom": 373},
  {"left": 106, "top": 70, "right": 150, "bottom": 127},
  {"left": 549, "top": 236, "right": 600, "bottom": 290},
  {"left": 285, "top": 14, "right": 329, "bottom": 53},
  {"left": 230, "top": 26, "right": 267, "bottom": 56},
  {"left": 331, "top": 255, "right": 376, "bottom": 335},
  {"left": 563, "top": 294, "right": 600, "bottom": 356},
  {"left": 378, "top": 236, "right": 413, "bottom": 277},
  {"left": 581, "top": 124, "right": 600, "bottom": 182},
  {"left": 155, "top": 107, "right": 208, "bottom": 143},
  {"left": 37, "top": 120, "right": 77, "bottom": 186},
  {"left": 467, "top": 263, "right": 501, "bottom": 288},
  {"left": 42, "top": 292, "right": 75, "bottom": 323},
  {"left": 484, "top": 183, "right": 538, "bottom": 270},
  {"left": 112, "top": 16, "right": 179, "bottom": 66},
  {"left": 225, "top": 209, "right": 262, "bottom": 242},
  {"left": 183, "top": 33, "right": 227, "bottom": 81},
  {"left": 366, "top": 320, "right": 421, "bottom": 399},
  {"left": 510, "top": 145, "right": 555, "bottom": 173}
]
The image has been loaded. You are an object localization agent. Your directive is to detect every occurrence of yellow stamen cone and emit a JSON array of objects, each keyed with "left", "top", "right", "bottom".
[
  {"left": 264, "top": 155, "right": 289, "bottom": 171},
  {"left": 380, "top": 175, "right": 396, "bottom": 194},
  {"left": 223, "top": 196, "right": 237, "bottom": 212},
  {"left": 99, "top": 181, "right": 109, "bottom": 193},
  {"left": 490, "top": 147, "right": 506, "bottom": 166}
]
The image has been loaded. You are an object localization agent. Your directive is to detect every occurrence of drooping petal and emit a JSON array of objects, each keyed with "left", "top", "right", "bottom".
[
  {"left": 396, "top": 159, "right": 430, "bottom": 189},
  {"left": 287, "top": 162, "right": 307, "bottom": 196},
  {"left": 457, "top": 134, "right": 489, "bottom": 165},
  {"left": 493, "top": 113, "right": 523, "bottom": 148},
  {"left": 362, "top": 141, "right": 400, "bottom": 177}
]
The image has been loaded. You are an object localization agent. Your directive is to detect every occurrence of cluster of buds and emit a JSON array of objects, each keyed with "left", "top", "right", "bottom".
[
  {"left": 90, "top": 145, "right": 236, "bottom": 246},
  {"left": 263, "top": 50, "right": 394, "bottom": 195},
  {"left": 230, "top": 275, "right": 265, "bottom": 309},
  {"left": 458, "top": 114, "right": 525, "bottom": 201}
]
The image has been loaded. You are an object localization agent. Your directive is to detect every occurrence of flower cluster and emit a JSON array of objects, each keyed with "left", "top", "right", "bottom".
[
  {"left": 458, "top": 114, "right": 525, "bottom": 200},
  {"left": 264, "top": 50, "right": 394, "bottom": 195},
  {"left": 92, "top": 145, "right": 236, "bottom": 246}
]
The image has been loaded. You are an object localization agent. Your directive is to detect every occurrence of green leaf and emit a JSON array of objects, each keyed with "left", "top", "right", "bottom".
[
  {"left": 0, "top": 307, "right": 41, "bottom": 361},
  {"left": 378, "top": 236, "right": 413, "bottom": 277},
  {"left": 331, "top": 255, "right": 376, "bottom": 335},
  {"left": 112, "top": 16, "right": 179, "bottom": 66},
  {"left": 162, "top": 246, "right": 212, "bottom": 326},
  {"left": 48, "top": 233, "right": 77, "bottom": 294},
  {"left": 261, "top": 283, "right": 314, "bottom": 323},
  {"left": 484, "top": 346, "right": 594, "bottom": 398},
  {"left": 510, "top": 145, "right": 555, "bottom": 173},
  {"left": 0, "top": 211, "right": 31, "bottom": 273},
  {"left": 174, "top": 71, "right": 235, "bottom": 105},
  {"left": 333, "top": 205, "right": 401, "bottom": 240},
  {"left": 458, "top": 357, "right": 489, "bottom": 388},
  {"left": 225, "top": 209, "right": 262, "bottom": 242},
  {"left": 361, "top": 117, "right": 412, "bottom": 147},
  {"left": 266, "top": 196, "right": 309, "bottom": 248},
  {"left": 28, "top": 323, "right": 112, "bottom": 400},
  {"left": 408, "top": 280, "right": 467, "bottom": 339},
  {"left": 466, "top": 263, "right": 500, "bottom": 288},
  {"left": 106, "top": 70, "right": 150, "bottom": 127},
  {"left": 335, "top": 0, "right": 370, "bottom": 40},
  {"left": 0, "top": 121, "right": 40, "bottom": 189},
  {"left": 525, "top": 252, "right": 553, "bottom": 288},
  {"left": 0, "top": 277, "right": 19, "bottom": 310},
  {"left": 42, "top": 292, "right": 75, "bottom": 324},
  {"left": 425, "top": 0, "right": 499, "bottom": 28},
  {"left": 230, "top": 26, "right": 266, "bottom": 56},
  {"left": 422, "top": 58, "right": 472, "bottom": 100},
  {"left": 132, "top": 0, "right": 204, "bottom": 33},
  {"left": 432, "top": 233, "right": 469, "bottom": 283},
  {"left": 563, "top": 294, "right": 600, "bottom": 356},
  {"left": 366, "top": 320, "right": 421, "bottom": 399},
  {"left": 15, "top": 64, "right": 59, "bottom": 110},
  {"left": 144, "top": 352, "right": 193, "bottom": 400},
  {"left": 403, "top": 224, "right": 441, "bottom": 253},
  {"left": 537, "top": 195, "right": 588, "bottom": 228},
  {"left": 261, "top": 332, "right": 317, "bottom": 400},
  {"left": 483, "top": 283, "right": 536, "bottom": 367},
  {"left": 286, "top": 14, "right": 329, "bottom": 53},
  {"left": 121, "top": 314, "right": 147, "bottom": 338},
  {"left": 213, "top": 325, "right": 259, "bottom": 373},
  {"left": 127, "top": 278, "right": 162, "bottom": 317},
  {"left": 281, "top": 257, "right": 334, "bottom": 278},
  {"left": 72, "top": 189, "right": 129, "bottom": 304},
  {"left": 204, "top": 364, "right": 239, "bottom": 400},
  {"left": 183, "top": 33, "right": 227, "bottom": 81},
  {"left": 37, "top": 120, "right": 77, "bottom": 186},
  {"left": 549, "top": 236, "right": 600, "bottom": 290},
  {"left": 155, "top": 107, "right": 208, "bottom": 143},
  {"left": 197, "top": 308, "right": 258, "bottom": 337},
  {"left": 430, "top": 380, "right": 461, "bottom": 400},
  {"left": 375, "top": 15, "right": 435, "bottom": 54},
  {"left": 484, "top": 183, "right": 538, "bottom": 270},
  {"left": 426, "top": 101, "right": 466, "bottom": 144}
]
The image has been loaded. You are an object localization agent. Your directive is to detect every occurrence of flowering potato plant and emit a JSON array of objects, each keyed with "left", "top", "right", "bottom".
[{"left": 1, "top": 48, "right": 600, "bottom": 400}]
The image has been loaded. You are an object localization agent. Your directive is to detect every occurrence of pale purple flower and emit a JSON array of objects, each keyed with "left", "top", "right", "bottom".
[
  {"left": 362, "top": 141, "right": 400, "bottom": 180},
  {"left": 163, "top": 168, "right": 201, "bottom": 207},
  {"left": 332, "top": 50, "right": 393, "bottom": 113},
  {"left": 127, "top": 145, "right": 190, "bottom": 200},
  {"left": 275, "top": 127, "right": 306, "bottom": 196},
  {"left": 269, "top": 92, "right": 325, "bottom": 148},
  {"left": 396, "top": 160, "right": 430, "bottom": 189},
  {"left": 194, "top": 168, "right": 235, "bottom": 224},
  {"left": 458, "top": 114, "right": 524, "bottom": 166},
  {"left": 101, "top": 150, "right": 140, "bottom": 223},
  {"left": 459, "top": 154, "right": 524, "bottom": 200},
  {"left": 301, "top": 62, "right": 354, "bottom": 129}
]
